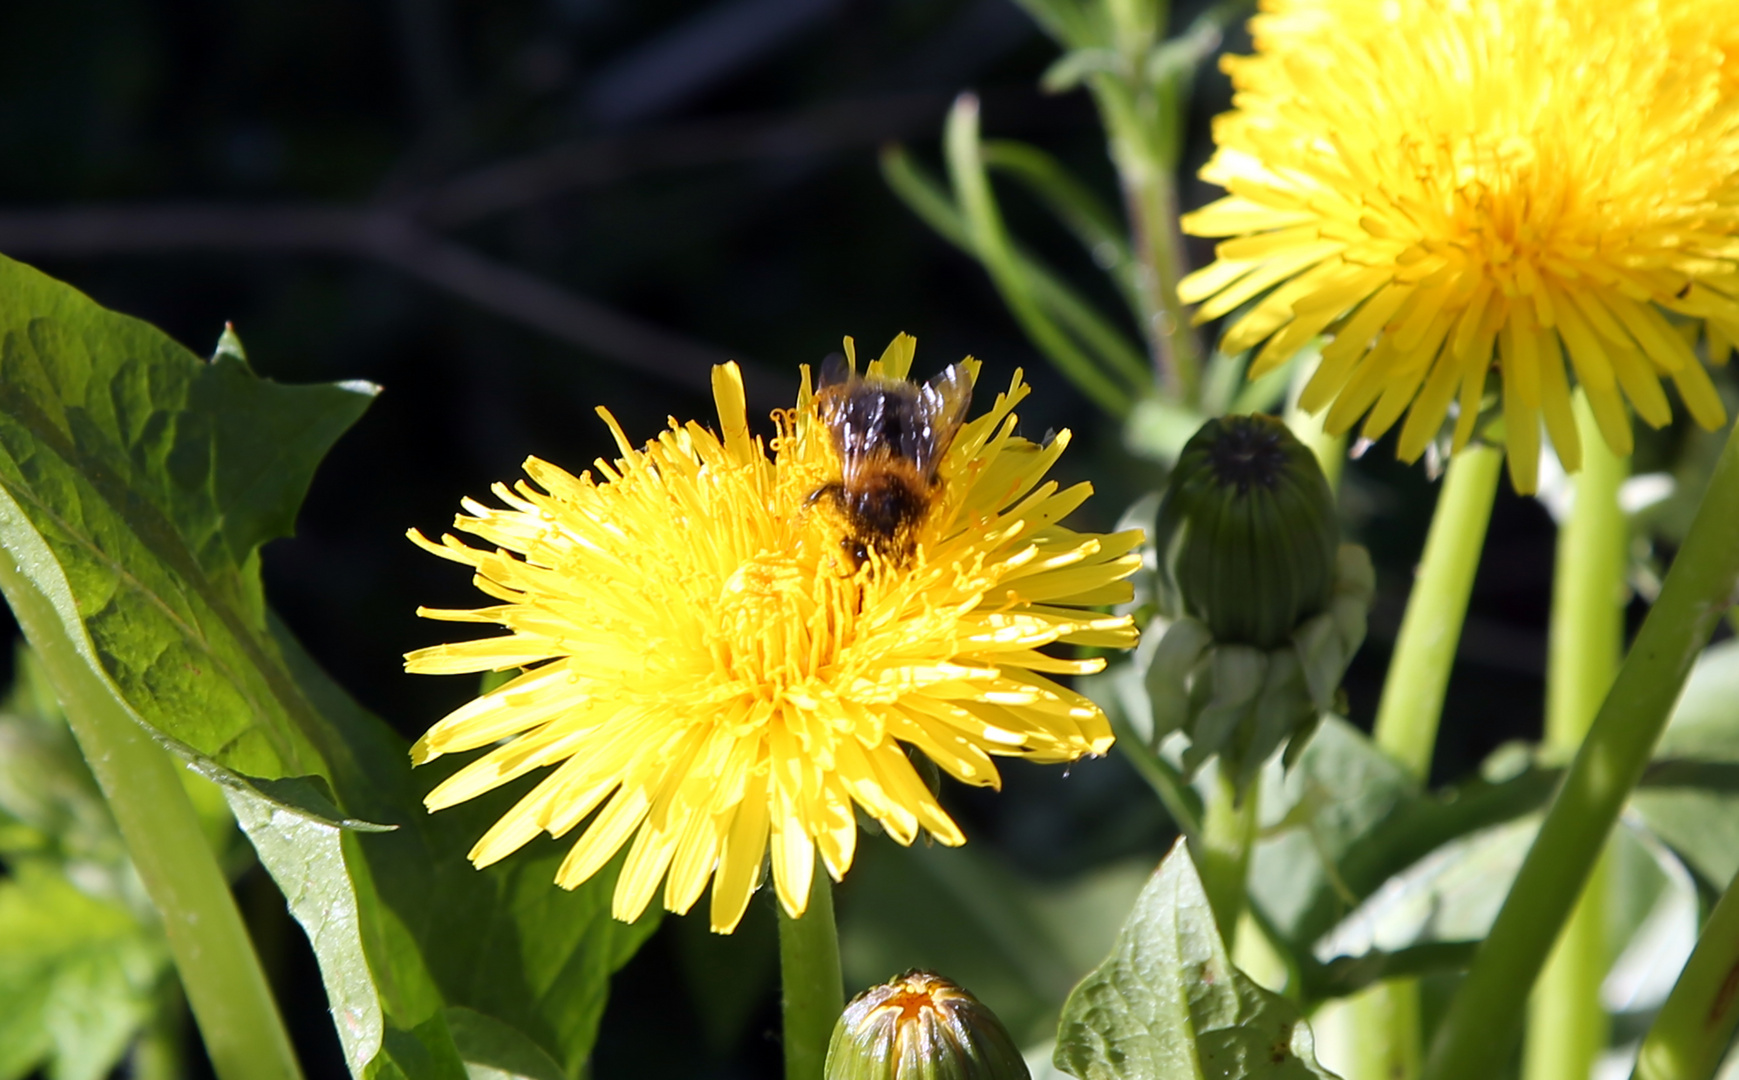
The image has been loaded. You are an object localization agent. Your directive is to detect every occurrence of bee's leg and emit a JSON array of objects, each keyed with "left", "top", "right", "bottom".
[{"left": 804, "top": 482, "right": 844, "bottom": 509}]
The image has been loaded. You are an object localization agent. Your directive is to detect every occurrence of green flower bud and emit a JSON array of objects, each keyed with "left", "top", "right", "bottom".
[
  {"left": 1138, "top": 416, "right": 1371, "bottom": 795},
  {"left": 825, "top": 971, "right": 1030, "bottom": 1080},
  {"left": 1154, "top": 415, "right": 1340, "bottom": 650}
]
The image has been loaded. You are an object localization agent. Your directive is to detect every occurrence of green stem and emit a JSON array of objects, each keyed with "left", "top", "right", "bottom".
[
  {"left": 1100, "top": 94, "right": 1204, "bottom": 402},
  {"left": 779, "top": 867, "right": 845, "bottom": 1080},
  {"left": 1354, "top": 441, "right": 1503, "bottom": 1080},
  {"left": 944, "top": 95, "right": 1133, "bottom": 417},
  {"left": 69, "top": 709, "right": 302, "bottom": 1080},
  {"left": 0, "top": 504, "right": 302, "bottom": 1080},
  {"left": 1345, "top": 981, "right": 1423, "bottom": 1080},
  {"left": 1422, "top": 418, "right": 1739, "bottom": 1080},
  {"left": 1107, "top": 705, "right": 1204, "bottom": 839},
  {"left": 1372, "top": 443, "right": 1505, "bottom": 777},
  {"left": 1630, "top": 868, "right": 1739, "bottom": 1080},
  {"left": 1525, "top": 395, "right": 1624, "bottom": 1080},
  {"left": 1195, "top": 768, "right": 1259, "bottom": 950}
]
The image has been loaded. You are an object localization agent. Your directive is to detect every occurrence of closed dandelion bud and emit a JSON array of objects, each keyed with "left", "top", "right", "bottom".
[
  {"left": 1143, "top": 415, "right": 1371, "bottom": 794},
  {"left": 1154, "top": 414, "right": 1339, "bottom": 649},
  {"left": 825, "top": 971, "right": 1030, "bottom": 1080}
]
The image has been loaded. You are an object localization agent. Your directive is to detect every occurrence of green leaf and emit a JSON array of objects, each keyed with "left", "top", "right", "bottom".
[
  {"left": 0, "top": 253, "right": 372, "bottom": 777},
  {"left": 1244, "top": 718, "right": 1417, "bottom": 948},
  {"left": 0, "top": 864, "right": 171, "bottom": 1080},
  {"left": 366, "top": 1013, "right": 470, "bottom": 1080},
  {"left": 274, "top": 615, "right": 662, "bottom": 1078},
  {"left": 1053, "top": 838, "right": 1340, "bottom": 1080},
  {"left": 839, "top": 838, "right": 1151, "bottom": 1048},
  {"left": 672, "top": 901, "right": 779, "bottom": 1055},
  {"left": 1632, "top": 638, "right": 1739, "bottom": 887},
  {"left": 0, "top": 256, "right": 660, "bottom": 1077},
  {"left": 186, "top": 755, "right": 395, "bottom": 833},
  {"left": 224, "top": 769, "right": 385, "bottom": 1076},
  {"left": 445, "top": 1007, "right": 569, "bottom": 1080},
  {"left": 1246, "top": 718, "right": 1567, "bottom": 959}
]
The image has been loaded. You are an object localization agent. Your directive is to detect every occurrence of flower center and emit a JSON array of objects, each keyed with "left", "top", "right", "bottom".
[
  {"left": 708, "top": 549, "right": 844, "bottom": 693},
  {"left": 719, "top": 552, "right": 808, "bottom": 629}
]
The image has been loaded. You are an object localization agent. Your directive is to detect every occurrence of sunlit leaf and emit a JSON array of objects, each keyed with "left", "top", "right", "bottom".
[
  {"left": 0, "top": 256, "right": 659, "bottom": 1077},
  {"left": 1054, "top": 838, "right": 1339, "bottom": 1080}
]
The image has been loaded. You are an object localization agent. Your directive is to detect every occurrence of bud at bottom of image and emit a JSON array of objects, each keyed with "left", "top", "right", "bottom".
[{"left": 825, "top": 970, "right": 1030, "bottom": 1080}]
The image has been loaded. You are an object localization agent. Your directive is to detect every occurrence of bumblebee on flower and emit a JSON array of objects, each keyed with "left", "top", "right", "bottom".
[{"left": 404, "top": 335, "right": 1140, "bottom": 933}]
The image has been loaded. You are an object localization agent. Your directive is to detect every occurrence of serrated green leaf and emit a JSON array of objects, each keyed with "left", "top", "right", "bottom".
[
  {"left": 1244, "top": 718, "right": 1570, "bottom": 961},
  {"left": 185, "top": 753, "right": 394, "bottom": 833},
  {"left": 0, "top": 253, "right": 373, "bottom": 777},
  {"left": 1054, "top": 839, "right": 1339, "bottom": 1080},
  {"left": 1244, "top": 719, "right": 1417, "bottom": 948},
  {"left": 0, "top": 256, "right": 660, "bottom": 1077}
]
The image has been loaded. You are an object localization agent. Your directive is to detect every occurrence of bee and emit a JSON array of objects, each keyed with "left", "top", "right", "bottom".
[{"left": 808, "top": 356, "right": 973, "bottom": 568}]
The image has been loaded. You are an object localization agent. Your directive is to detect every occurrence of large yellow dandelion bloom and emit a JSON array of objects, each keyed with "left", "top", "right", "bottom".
[
  {"left": 1178, "top": 0, "right": 1739, "bottom": 491},
  {"left": 404, "top": 336, "right": 1140, "bottom": 932}
]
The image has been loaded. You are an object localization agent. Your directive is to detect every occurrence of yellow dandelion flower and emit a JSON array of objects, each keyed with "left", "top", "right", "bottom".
[
  {"left": 404, "top": 335, "right": 1140, "bottom": 933},
  {"left": 1178, "top": 0, "right": 1739, "bottom": 491}
]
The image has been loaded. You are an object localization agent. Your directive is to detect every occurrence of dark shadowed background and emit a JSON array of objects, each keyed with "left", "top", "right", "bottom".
[{"left": 0, "top": 1, "right": 1589, "bottom": 1076}]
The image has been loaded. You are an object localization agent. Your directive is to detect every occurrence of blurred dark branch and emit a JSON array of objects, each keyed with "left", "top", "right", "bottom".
[
  {"left": 0, "top": 91, "right": 1088, "bottom": 402},
  {"left": 582, "top": 0, "right": 846, "bottom": 125},
  {"left": 0, "top": 205, "right": 760, "bottom": 400},
  {"left": 419, "top": 91, "right": 954, "bottom": 225}
]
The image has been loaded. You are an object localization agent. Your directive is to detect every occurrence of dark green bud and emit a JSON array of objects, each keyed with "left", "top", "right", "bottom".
[
  {"left": 825, "top": 971, "right": 1030, "bottom": 1080},
  {"left": 1154, "top": 415, "right": 1339, "bottom": 650}
]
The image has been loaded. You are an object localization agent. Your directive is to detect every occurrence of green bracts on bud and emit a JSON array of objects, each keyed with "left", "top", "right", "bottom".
[
  {"left": 824, "top": 971, "right": 1030, "bottom": 1080},
  {"left": 1154, "top": 414, "right": 1340, "bottom": 650},
  {"left": 1142, "top": 415, "right": 1372, "bottom": 794}
]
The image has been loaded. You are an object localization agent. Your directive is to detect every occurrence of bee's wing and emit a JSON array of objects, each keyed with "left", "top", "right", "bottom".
[
  {"left": 815, "top": 359, "right": 882, "bottom": 487},
  {"left": 840, "top": 390, "right": 893, "bottom": 487},
  {"left": 913, "top": 363, "right": 973, "bottom": 476}
]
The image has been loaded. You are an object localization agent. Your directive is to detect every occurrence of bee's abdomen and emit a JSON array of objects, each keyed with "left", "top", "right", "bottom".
[{"left": 848, "top": 473, "right": 926, "bottom": 540}]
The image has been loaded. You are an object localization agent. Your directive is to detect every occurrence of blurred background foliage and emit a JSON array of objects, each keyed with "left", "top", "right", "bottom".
[{"left": 0, "top": 1, "right": 1724, "bottom": 1077}]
